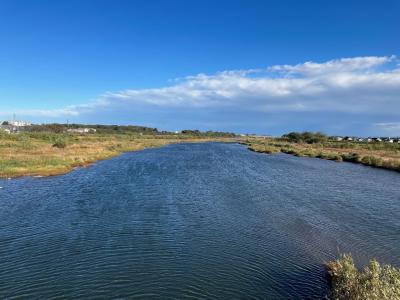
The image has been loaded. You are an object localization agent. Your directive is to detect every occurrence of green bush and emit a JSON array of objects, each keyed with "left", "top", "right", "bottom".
[
  {"left": 282, "top": 131, "right": 328, "bottom": 144},
  {"left": 327, "top": 254, "right": 400, "bottom": 300},
  {"left": 341, "top": 153, "right": 361, "bottom": 163},
  {"left": 361, "top": 156, "right": 383, "bottom": 167},
  {"left": 52, "top": 137, "right": 67, "bottom": 148}
]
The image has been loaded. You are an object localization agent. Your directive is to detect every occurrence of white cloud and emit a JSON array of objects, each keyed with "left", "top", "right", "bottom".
[
  {"left": 268, "top": 56, "right": 394, "bottom": 75},
  {"left": 6, "top": 55, "right": 400, "bottom": 120},
  {"left": 374, "top": 122, "right": 400, "bottom": 134}
]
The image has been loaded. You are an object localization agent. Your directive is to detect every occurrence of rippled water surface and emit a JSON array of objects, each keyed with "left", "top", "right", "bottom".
[{"left": 1, "top": 143, "right": 399, "bottom": 299}]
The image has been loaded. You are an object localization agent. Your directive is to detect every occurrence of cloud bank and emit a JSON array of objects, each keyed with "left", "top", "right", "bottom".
[{"left": 3, "top": 56, "right": 400, "bottom": 135}]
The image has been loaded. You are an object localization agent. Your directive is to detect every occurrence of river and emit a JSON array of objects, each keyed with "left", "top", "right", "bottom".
[{"left": 0, "top": 142, "right": 399, "bottom": 299}]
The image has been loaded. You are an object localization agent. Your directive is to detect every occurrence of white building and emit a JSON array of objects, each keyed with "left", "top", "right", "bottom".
[{"left": 7, "top": 120, "right": 32, "bottom": 127}]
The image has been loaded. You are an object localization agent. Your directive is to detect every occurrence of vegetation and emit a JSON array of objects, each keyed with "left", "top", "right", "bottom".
[
  {"left": 52, "top": 136, "right": 68, "bottom": 148},
  {"left": 327, "top": 254, "right": 400, "bottom": 300},
  {"left": 0, "top": 127, "right": 239, "bottom": 178},
  {"left": 283, "top": 131, "right": 328, "bottom": 144},
  {"left": 245, "top": 132, "right": 400, "bottom": 172},
  {"left": 23, "top": 123, "right": 237, "bottom": 137},
  {"left": 181, "top": 129, "right": 236, "bottom": 137}
]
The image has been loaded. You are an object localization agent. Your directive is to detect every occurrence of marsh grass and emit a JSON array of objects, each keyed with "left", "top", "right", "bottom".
[
  {"left": 327, "top": 254, "right": 400, "bottom": 300},
  {"left": 245, "top": 138, "right": 400, "bottom": 172}
]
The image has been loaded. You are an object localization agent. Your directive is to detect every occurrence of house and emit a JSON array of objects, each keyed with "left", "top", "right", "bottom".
[
  {"left": 4, "top": 120, "right": 32, "bottom": 127},
  {"left": 12, "top": 120, "right": 31, "bottom": 127},
  {"left": 334, "top": 136, "right": 344, "bottom": 141},
  {"left": 67, "top": 128, "right": 96, "bottom": 134}
]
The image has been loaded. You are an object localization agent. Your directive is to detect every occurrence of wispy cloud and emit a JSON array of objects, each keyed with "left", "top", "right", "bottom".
[
  {"left": 374, "top": 122, "right": 400, "bottom": 134},
  {"left": 4, "top": 55, "right": 400, "bottom": 134}
]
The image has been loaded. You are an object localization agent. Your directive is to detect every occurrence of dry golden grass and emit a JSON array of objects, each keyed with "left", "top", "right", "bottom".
[{"left": 0, "top": 133, "right": 237, "bottom": 178}]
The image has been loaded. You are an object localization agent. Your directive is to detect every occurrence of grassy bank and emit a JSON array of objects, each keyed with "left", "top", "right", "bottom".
[
  {"left": 245, "top": 137, "right": 400, "bottom": 172},
  {"left": 327, "top": 254, "right": 400, "bottom": 300},
  {"left": 0, "top": 131, "right": 238, "bottom": 178}
]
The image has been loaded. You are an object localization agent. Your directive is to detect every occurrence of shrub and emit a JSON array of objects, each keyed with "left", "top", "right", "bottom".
[
  {"left": 341, "top": 153, "right": 360, "bottom": 163},
  {"left": 318, "top": 152, "right": 343, "bottom": 161},
  {"left": 361, "top": 156, "right": 383, "bottom": 167},
  {"left": 327, "top": 254, "right": 400, "bottom": 300},
  {"left": 52, "top": 137, "right": 67, "bottom": 148},
  {"left": 283, "top": 131, "right": 328, "bottom": 144}
]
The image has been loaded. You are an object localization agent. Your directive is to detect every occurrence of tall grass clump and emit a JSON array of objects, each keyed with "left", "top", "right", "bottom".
[
  {"left": 52, "top": 136, "right": 67, "bottom": 148},
  {"left": 327, "top": 254, "right": 400, "bottom": 300}
]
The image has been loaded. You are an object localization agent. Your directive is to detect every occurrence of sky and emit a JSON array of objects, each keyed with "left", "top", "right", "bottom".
[{"left": 0, "top": 0, "right": 399, "bottom": 136}]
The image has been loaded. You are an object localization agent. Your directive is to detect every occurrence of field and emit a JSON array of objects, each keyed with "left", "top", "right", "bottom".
[
  {"left": 244, "top": 137, "right": 400, "bottom": 172},
  {"left": 0, "top": 131, "right": 237, "bottom": 178}
]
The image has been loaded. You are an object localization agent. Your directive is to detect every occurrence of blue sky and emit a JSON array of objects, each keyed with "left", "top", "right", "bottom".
[{"left": 0, "top": 0, "right": 399, "bottom": 135}]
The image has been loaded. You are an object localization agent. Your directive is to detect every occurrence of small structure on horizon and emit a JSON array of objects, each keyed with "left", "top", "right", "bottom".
[{"left": 67, "top": 128, "right": 96, "bottom": 134}]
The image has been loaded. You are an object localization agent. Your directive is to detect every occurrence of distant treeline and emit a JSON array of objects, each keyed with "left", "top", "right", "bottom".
[
  {"left": 23, "top": 123, "right": 236, "bottom": 137},
  {"left": 181, "top": 129, "right": 236, "bottom": 137},
  {"left": 24, "top": 123, "right": 158, "bottom": 134}
]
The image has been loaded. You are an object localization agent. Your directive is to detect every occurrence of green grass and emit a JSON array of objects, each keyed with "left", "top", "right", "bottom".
[{"left": 327, "top": 254, "right": 400, "bottom": 300}]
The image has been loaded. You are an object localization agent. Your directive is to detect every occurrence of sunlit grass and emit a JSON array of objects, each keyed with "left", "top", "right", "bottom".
[
  {"left": 327, "top": 254, "right": 400, "bottom": 300},
  {"left": 245, "top": 137, "right": 400, "bottom": 172}
]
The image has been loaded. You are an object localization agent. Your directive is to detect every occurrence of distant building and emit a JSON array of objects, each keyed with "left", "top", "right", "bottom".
[
  {"left": 6, "top": 120, "right": 32, "bottom": 127},
  {"left": 67, "top": 128, "right": 96, "bottom": 134}
]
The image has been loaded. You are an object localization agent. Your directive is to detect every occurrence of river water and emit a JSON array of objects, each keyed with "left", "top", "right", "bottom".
[{"left": 0, "top": 142, "right": 399, "bottom": 299}]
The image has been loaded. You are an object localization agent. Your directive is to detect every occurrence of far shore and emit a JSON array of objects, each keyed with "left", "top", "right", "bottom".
[
  {"left": 2, "top": 128, "right": 400, "bottom": 179},
  {"left": 244, "top": 135, "right": 400, "bottom": 173}
]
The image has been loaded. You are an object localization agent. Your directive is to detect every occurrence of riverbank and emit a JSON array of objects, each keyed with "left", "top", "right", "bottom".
[
  {"left": 244, "top": 137, "right": 400, "bottom": 172},
  {"left": 0, "top": 132, "right": 239, "bottom": 178}
]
